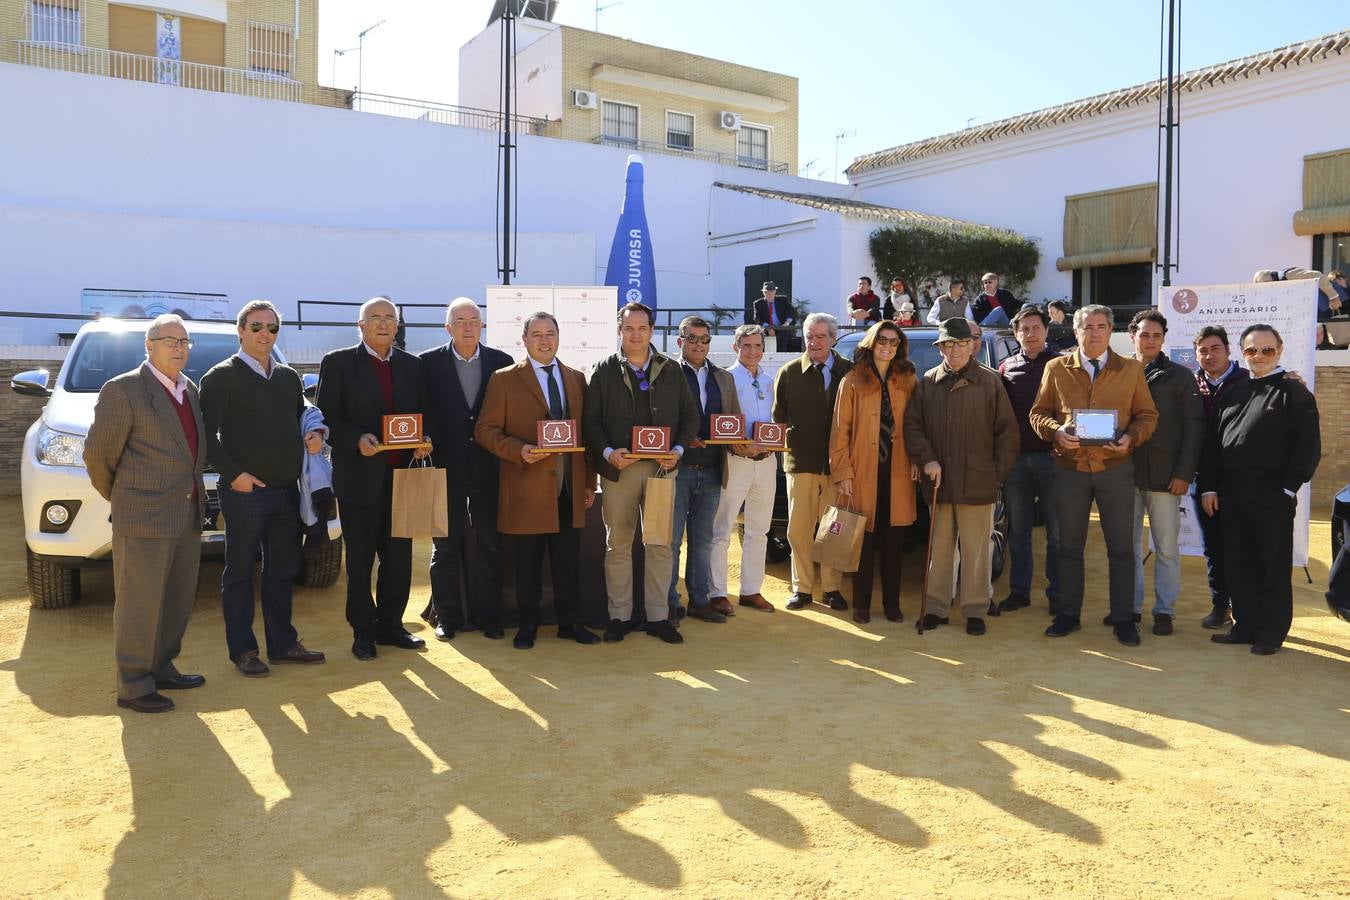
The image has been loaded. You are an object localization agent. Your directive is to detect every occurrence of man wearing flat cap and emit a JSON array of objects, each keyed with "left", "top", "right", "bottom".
[
  {"left": 904, "top": 318, "right": 1019, "bottom": 635},
  {"left": 753, "top": 281, "right": 800, "bottom": 353}
]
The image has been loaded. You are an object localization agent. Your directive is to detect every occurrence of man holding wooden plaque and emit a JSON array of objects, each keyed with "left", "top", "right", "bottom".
[
  {"left": 316, "top": 296, "right": 432, "bottom": 661},
  {"left": 710, "top": 324, "right": 781, "bottom": 612},
  {"left": 583, "top": 302, "right": 699, "bottom": 644},
  {"left": 475, "top": 311, "right": 599, "bottom": 649}
]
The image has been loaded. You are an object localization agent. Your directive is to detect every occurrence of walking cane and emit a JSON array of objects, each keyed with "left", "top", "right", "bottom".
[{"left": 916, "top": 471, "right": 940, "bottom": 635}]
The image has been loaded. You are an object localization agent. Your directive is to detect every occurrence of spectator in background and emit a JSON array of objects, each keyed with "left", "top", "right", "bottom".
[
  {"left": 1046, "top": 300, "right": 1077, "bottom": 351},
  {"left": 971, "top": 273, "right": 1020, "bottom": 325},
  {"left": 895, "top": 302, "right": 921, "bottom": 326},
  {"left": 1126, "top": 310, "right": 1203, "bottom": 637},
  {"left": 886, "top": 277, "right": 913, "bottom": 321},
  {"left": 753, "top": 280, "right": 800, "bottom": 353},
  {"left": 1254, "top": 267, "right": 1341, "bottom": 321},
  {"left": 926, "top": 278, "right": 971, "bottom": 325},
  {"left": 1317, "top": 321, "right": 1346, "bottom": 350},
  {"left": 847, "top": 276, "right": 884, "bottom": 324},
  {"left": 1047, "top": 300, "right": 1071, "bottom": 326},
  {"left": 997, "top": 305, "right": 1062, "bottom": 614}
]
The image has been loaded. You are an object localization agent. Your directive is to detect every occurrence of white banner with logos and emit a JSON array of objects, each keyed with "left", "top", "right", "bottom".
[
  {"left": 1159, "top": 279, "right": 1318, "bottom": 567},
  {"left": 485, "top": 285, "right": 617, "bottom": 375}
]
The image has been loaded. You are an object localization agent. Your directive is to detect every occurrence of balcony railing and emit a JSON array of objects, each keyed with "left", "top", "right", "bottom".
[
  {"left": 593, "top": 136, "right": 791, "bottom": 174},
  {"left": 17, "top": 41, "right": 302, "bottom": 102},
  {"left": 351, "top": 91, "right": 548, "bottom": 134}
]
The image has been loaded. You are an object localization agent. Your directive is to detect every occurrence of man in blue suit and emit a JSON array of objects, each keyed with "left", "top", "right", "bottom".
[{"left": 420, "top": 297, "right": 514, "bottom": 640}]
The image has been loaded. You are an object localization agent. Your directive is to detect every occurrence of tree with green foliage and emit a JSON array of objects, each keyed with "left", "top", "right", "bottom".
[{"left": 869, "top": 223, "right": 1041, "bottom": 299}]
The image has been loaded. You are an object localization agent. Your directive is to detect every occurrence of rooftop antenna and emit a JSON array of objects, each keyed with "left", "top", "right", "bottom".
[
  {"left": 834, "top": 129, "right": 856, "bottom": 183},
  {"left": 331, "top": 44, "right": 357, "bottom": 86},
  {"left": 596, "top": 0, "right": 623, "bottom": 30},
  {"left": 356, "top": 18, "right": 386, "bottom": 99}
]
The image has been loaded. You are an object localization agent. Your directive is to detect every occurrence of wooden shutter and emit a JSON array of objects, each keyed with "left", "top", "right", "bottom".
[
  {"left": 1293, "top": 148, "right": 1350, "bottom": 236},
  {"left": 1055, "top": 183, "right": 1158, "bottom": 271}
]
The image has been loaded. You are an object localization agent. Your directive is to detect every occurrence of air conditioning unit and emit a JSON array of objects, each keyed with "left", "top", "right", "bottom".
[
  {"left": 718, "top": 110, "right": 741, "bottom": 131},
  {"left": 572, "top": 89, "right": 598, "bottom": 110}
]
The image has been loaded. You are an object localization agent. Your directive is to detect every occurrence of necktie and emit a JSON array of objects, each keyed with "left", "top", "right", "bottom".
[
  {"left": 810, "top": 362, "right": 824, "bottom": 391},
  {"left": 770, "top": 301, "right": 779, "bottom": 327},
  {"left": 878, "top": 369, "right": 893, "bottom": 464},
  {"left": 544, "top": 364, "right": 569, "bottom": 495},
  {"left": 1090, "top": 358, "right": 1101, "bottom": 380}
]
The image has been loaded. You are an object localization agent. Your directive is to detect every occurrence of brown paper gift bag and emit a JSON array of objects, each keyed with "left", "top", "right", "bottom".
[
  {"left": 641, "top": 470, "right": 676, "bottom": 547},
  {"left": 391, "top": 460, "right": 449, "bottom": 539},
  {"left": 812, "top": 504, "right": 866, "bottom": 573}
]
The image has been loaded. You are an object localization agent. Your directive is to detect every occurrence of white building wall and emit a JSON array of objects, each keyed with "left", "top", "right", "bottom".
[
  {"left": 850, "top": 57, "right": 1350, "bottom": 303},
  {"left": 0, "top": 61, "right": 853, "bottom": 346},
  {"left": 457, "top": 20, "right": 562, "bottom": 120}
]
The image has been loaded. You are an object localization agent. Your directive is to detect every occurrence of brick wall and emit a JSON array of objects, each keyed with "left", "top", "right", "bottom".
[
  {"left": 1312, "top": 366, "right": 1350, "bottom": 509},
  {"left": 0, "top": 358, "right": 62, "bottom": 496}
]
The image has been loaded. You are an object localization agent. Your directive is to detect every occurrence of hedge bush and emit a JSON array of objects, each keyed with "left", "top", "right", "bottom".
[{"left": 869, "top": 223, "right": 1041, "bottom": 298}]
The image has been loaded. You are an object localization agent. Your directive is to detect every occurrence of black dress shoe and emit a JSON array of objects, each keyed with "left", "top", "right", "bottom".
[
  {"left": 785, "top": 592, "right": 814, "bottom": 611},
  {"left": 513, "top": 625, "right": 538, "bottom": 650},
  {"left": 1102, "top": 612, "right": 1143, "bottom": 626},
  {"left": 645, "top": 620, "right": 684, "bottom": 644},
  {"left": 998, "top": 592, "right": 1031, "bottom": 612},
  {"left": 824, "top": 591, "right": 849, "bottom": 611},
  {"left": 376, "top": 629, "right": 426, "bottom": 650},
  {"left": 1114, "top": 622, "right": 1142, "bottom": 647},
  {"left": 117, "top": 692, "right": 174, "bottom": 713},
  {"left": 1152, "top": 614, "right": 1174, "bottom": 636},
  {"left": 966, "top": 617, "right": 986, "bottom": 636},
  {"left": 558, "top": 624, "right": 601, "bottom": 644},
  {"left": 884, "top": 608, "right": 903, "bottom": 623},
  {"left": 986, "top": 601, "right": 1000, "bottom": 618},
  {"left": 921, "top": 614, "right": 948, "bottom": 629},
  {"left": 603, "top": 619, "right": 626, "bottom": 642},
  {"left": 1250, "top": 643, "right": 1281, "bottom": 655},
  {"left": 1210, "top": 631, "right": 1252, "bottom": 645},
  {"left": 1201, "top": 604, "right": 1235, "bottom": 629},
  {"left": 155, "top": 673, "right": 206, "bottom": 690},
  {"left": 1045, "top": 615, "right": 1081, "bottom": 637},
  {"left": 433, "top": 624, "right": 455, "bottom": 641},
  {"left": 352, "top": 636, "right": 377, "bottom": 660},
  {"left": 481, "top": 627, "right": 506, "bottom": 640}
]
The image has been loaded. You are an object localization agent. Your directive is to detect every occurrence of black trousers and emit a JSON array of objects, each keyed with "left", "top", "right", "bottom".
[
  {"left": 429, "top": 476, "right": 503, "bottom": 630},
  {"left": 1193, "top": 492, "right": 1229, "bottom": 609},
  {"left": 1054, "top": 460, "right": 1135, "bottom": 624},
  {"left": 1329, "top": 516, "right": 1350, "bottom": 612},
  {"left": 513, "top": 491, "right": 581, "bottom": 628},
  {"left": 1220, "top": 478, "right": 1295, "bottom": 646},
  {"left": 853, "top": 453, "right": 905, "bottom": 613},
  {"left": 341, "top": 468, "right": 412, "bottom": 638}
]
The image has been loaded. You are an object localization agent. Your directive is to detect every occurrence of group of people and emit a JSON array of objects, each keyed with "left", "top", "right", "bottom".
[{"left": 85, "top": 292, "right": 1323, "bottom": 714}]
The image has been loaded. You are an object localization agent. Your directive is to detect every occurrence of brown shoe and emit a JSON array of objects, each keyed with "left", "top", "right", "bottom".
[
  {"left": 738, "top": 593, "right": 775, "bottom": 612},
  {"left": 269, "top": 642, "right": 326, "bottom": 665},
  {"left": 710, "top": 596, "right": 735, "bottom": 616},
  {"left": 234, "top": 650, "right": 270, "bottom": 678},
  {"left": 688, "top": 604, "right": 727, "bottom": 623}
]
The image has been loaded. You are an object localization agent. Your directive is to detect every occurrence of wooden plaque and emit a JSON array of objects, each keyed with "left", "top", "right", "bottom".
[
  {"left": 706, "top": 414, "right": 748, "bottom": 444},
  {"left": 753, "top": 421, "right": 788, "bottom": 452},
  {"left": 629, "top": 425, "right": 673, "bottom": 458},
  {"left": 377, "top": 413, "right": 431, "bottom": 452},
  {"left": 536, "top": 419, "right": 584, "bottom": 453}
]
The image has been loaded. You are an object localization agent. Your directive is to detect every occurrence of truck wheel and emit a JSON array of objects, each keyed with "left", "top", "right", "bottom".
[
  {"left": 297, "top": 538, "right": 343, "bottom": 589},
  {"left": 27, "top": 548, "right": 80, "bottom": 609}
]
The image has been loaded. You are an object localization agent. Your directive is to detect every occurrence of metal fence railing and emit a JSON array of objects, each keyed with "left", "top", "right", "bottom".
[
  {"left": 351, "top": 92, "right": 547, "bottom": 134},
  {"left": 592, "top": 136, "right": 791, "bottom": 174},
  {"left": 16, "top": 41, "right": 303, "bottom": 102}
]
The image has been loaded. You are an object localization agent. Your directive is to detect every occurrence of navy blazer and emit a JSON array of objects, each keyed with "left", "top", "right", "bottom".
[
  {"left": 316, "top": 343, "right": 426, "bottom": 506},
  {"left": 419, "top": 341, "right": 514, "bottom": 492}
]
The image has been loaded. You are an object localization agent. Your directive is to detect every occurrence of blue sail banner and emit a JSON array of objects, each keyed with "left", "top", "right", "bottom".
[{"left": 603, "top": 154, "right": 658, "bottom": 309}]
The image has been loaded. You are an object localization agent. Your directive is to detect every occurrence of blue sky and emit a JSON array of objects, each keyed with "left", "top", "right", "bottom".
[{"left": 319, "top": 1, "right": 1347, "bottom": 181}]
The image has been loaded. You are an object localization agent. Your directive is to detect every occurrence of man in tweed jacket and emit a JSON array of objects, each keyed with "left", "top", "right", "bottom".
[{"left": 85, "top": 314, "right": 208, "bottom": 713}]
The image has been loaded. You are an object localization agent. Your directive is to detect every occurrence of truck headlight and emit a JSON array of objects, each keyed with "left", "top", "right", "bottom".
[{"left": 36, "top": 425, "right": 86, "bottom": 467}]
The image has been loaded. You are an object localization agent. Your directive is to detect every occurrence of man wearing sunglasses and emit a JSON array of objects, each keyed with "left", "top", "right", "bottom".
[
  {"left": 668, "top": 316, "right": 741, "bottom": 624},
  {"left": 583, "top": 302, "right": 699, "bottom": 644},
  {"left": 200, "top": 300, "right": 327, "bottom": 679},
  {"left": 84, "top": 314, "right": 208, "bottom": 713},
  {"left": 1199, "top": 324, "right": 1320, "bottom": 655}
]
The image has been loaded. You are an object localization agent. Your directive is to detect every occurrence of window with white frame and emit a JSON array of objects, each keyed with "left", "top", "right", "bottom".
[
  {"left": 666, "top": 111, "right": 694, "bottom": 150},
  {"left": 31, "top": 0, "right": 80, "bottom": 44},
  {"left": 601, "top": 100, "right": 638, "bottom": 145},
  {"left": 248, "top": 21, "right": 294, "bottom": 78},
  {"left": 737, "top": 124, "right": 769, "bottom": 170}
]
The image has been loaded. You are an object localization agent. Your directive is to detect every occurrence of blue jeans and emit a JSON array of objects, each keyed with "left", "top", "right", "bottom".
[
  {"left": 1133, "top": 488, "right": 1181, "bottom": 616},
  {"left": 218, "top": 484, "right": 301, "bottom": 660},
  {"left": 668, "top": 465, "right": 722, "bottom": 609},
  {"left": 1004, "top": 451, "right": 1060, "bottom": 601}
]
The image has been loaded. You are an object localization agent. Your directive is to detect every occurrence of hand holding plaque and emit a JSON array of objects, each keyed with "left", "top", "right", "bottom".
[
  {"left": 629, "top": 425, "right": 676, "bottom": 460},
  {"left": 752, "top": 421, "right": 788, "bottom": 452},
  {"left": 535, "top": 419, "right": 585, "bottom": 453},
  {"left": 377, "top": 413, "right": 433, "bottom": 452},
  {"left": 706, "top": 414, "right": 749, "bottom": 445},
  {"left": 1070, "top": 409, "right": 1119, "bottom": 447}
]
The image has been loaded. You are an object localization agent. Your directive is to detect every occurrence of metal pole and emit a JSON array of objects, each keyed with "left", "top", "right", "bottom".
[
  {"left": 1160, "top": 0, "right": 1176, "bottom": 287},
  {"left": 500, "top": 5, "right": 515, "bottom": 285}
]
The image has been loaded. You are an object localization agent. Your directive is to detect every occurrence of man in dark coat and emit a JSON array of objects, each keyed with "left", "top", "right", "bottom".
[{"left": 752, "top": 281, "right": 800, "bottom": 352}]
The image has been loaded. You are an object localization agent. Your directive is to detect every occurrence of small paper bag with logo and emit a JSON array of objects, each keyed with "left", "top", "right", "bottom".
[
  {"left": 812, "top": 503, "right": 866, "bottom": 573},
  {"left": 391, "top": 457, "right": 449, "bottom": 539},
  {"left": 641, "top": 468, "right": 676, "bottom": 547}
]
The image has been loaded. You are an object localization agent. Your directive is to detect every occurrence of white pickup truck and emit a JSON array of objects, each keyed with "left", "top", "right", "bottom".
[{"left": 12, "top": 318, "right": 342, "bottom": 608}]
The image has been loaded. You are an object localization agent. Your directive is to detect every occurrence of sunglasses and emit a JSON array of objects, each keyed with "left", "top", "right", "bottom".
[
  {"left": 875, "top": 336, "right": 901, "bottom": 347},
  {"left": 681, "top": 334, "right": 711, "bottom": 345},
  {"left": 1242, "top": 346, "right": 1279, "bottom": 358},
  {"left": 631, "top": 366, "right": 650, "bottom": 391},
  {"left": 750, "top": 376, "right": 765, "bottom": 400},
  {"left": 248, "top": 322, "right": 280, "bottom": 334}
]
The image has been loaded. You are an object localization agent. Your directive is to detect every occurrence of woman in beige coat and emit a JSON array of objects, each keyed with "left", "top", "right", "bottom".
[{"left": 830, "top": 321, "right": 919, "bottom": 623}]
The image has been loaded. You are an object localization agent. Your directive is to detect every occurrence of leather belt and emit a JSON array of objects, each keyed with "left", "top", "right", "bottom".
[{"left": 746, "top": 452, "right": 772, "bottom": 462}]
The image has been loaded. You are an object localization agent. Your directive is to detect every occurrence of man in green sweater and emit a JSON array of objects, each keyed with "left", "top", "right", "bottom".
[{"left": 200, "top": 300, "right": 326, "bottom": 677}]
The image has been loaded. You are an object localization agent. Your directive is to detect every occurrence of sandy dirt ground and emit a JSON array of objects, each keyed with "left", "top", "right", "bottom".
[{"left": 1, "top": 496, "right": 1348, "bottom": 898}]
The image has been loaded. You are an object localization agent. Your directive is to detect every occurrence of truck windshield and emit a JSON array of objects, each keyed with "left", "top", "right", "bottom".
[{"left": 63, "top": 332, "right": 261, "bottom": 392}]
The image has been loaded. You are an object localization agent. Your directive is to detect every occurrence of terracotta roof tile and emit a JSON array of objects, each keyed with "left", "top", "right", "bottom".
[{"left": 712, "top": 181, "right": 1011, "bottom": 231}]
